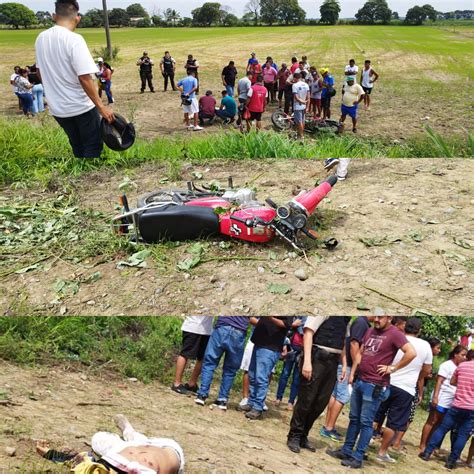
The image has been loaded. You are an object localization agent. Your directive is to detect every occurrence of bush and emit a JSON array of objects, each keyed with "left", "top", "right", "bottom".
[{"left": 92, "top": 45, "right": 120, "bottom": 61}]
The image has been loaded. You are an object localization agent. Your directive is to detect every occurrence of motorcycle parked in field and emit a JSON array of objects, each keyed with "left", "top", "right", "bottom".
[{"left": 112, "top": 176, "right": 338, "bottom": 252}]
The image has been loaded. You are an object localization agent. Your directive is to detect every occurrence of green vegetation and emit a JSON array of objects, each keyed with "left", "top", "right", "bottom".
[{"left": 1, "top": 118, "right": 472, "bottom": 186}]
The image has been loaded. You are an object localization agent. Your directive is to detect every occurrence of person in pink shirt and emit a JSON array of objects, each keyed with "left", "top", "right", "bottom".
[
  {"left": 262, "top": 61, "right": 278, "bottom": 104},
  {"left": 420, "top": 349, "right": 474, "bottom": 469}
]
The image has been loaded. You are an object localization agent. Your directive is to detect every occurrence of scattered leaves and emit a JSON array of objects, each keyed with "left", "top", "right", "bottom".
[
  {"left": 117, "top": 250, "right": 151, "bottom": 269},
  {"left": 267, "top": 283, "right": 292, "bottom": 294}
]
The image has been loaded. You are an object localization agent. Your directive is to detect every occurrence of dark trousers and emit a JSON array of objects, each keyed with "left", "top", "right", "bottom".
[
  {"left": 284, "top": 84, "right": 293, "bottom": 114},
  {"left": 140, "top": 70, "right": 154, "bottom": 92},
  {"left": 288, "top": 348, "right": 340, "bottom": 441},
  {"left": 54, "top": 107, "right": 103, "bottom": 158},
  {"left": 163, "top": 72, "right": 176, "bottom": 91}
]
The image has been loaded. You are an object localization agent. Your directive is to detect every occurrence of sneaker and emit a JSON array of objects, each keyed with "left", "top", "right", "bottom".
[
  {"left": 245, "top": 409, "right": 262, "bottom": 420},
  {"left": 376, "top": 453, "right": 396, "bottom": 464},
  {"left": 223, "top": 118, "right": 231, "bottom": 125},
  {"left": 187, "top": 124, "right": 195, "bottom": 129},
  {"left": 320, "top": 427, "right": 342, "bottom": 442},
  {"left": 324, "top": 158, "right": 340, "bottom": 170},
  {"left": 341, "top": 457, "right": 362, "bottom": 469},
  {"left": 337, "top": 176, "right": 346, "bottom": 181},
  {"left": 184, "top": 383, "right": 198, "bottom": 393},
  {"left": 193, "top": 125, "right": 204, "bottom": 131},
  {"left": 211, "top": 400, "right": 227, "bottom": 411},
  {"left": 468, "top": 462, "right": 473, "bottom": 469},
  {"left": 263, "top": 403, "right": 269, "bottom": 412},
  {"left": 194, "top": 395, "right": 206, "bottom": 406},
  {"left": 239, "top": 397, "right": 248, "bottom": 407},
  {"left": 287, "top": 438, "right": 301, "bottom": 453},
  {"left": 352, "top": 128, "right": 357, "bottom": 133},
  {"left": 327, "top": 448, "right": 351, "bottom": 461},
  {"left": 171, "top": 384, "right": 189, "bottom": 395}
]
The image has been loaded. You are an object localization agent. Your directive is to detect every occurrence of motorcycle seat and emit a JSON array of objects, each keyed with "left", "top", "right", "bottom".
[{"left": 138, "top": 204, "right": 219, "bottom": 242}]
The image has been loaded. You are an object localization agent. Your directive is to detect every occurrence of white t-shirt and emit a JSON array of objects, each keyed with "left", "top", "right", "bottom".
[
  {"left": 390, "top": 336, "right": 432, "bottom": 396},
  {"left": 10, "top": 73, "right": 19, "bottom": 93},
  {"left": 345, "top": 65, "right": 359, "bottom": 76},
  {"left": 432, "top": 359, "right": 458, "bottom": 408},
  {"left": 35, "top": 25, "right": 98, "bottom": 118},
  {"left": 238, "top": 77, "right": 252, "bottom": 100},
  {"left": 361, "top": 68, "right": 375, "bottom": 89},
  {"left": 292, "top": 81, "right": 309, "bottom": 111},
  {"left": 181, "top": 316, "right": 214, "bottom": 335}
]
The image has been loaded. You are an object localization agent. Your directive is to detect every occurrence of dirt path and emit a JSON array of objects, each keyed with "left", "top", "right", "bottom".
[
  {"left": 0, "top": 362, "right": 470, "bottom": 473},
  {"left": 1, "top": 158, "right": 473, "bottom": 316}
]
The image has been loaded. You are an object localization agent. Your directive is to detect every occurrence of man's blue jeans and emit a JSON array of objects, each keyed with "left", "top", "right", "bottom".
[
  {"left": 341, "top": 379, "right": 391, "bottom": 462},
  {"left": 197, "top": 325, "right": 246, "bottom": 402},
  {"left": 225, "top": 85, "right": 234, "bottom": 96},
  {"left": 276, "top": 348, "right": 301, "bottom": 404},
  {"left": 425, "top": 406, "right": 474, "bottom": 463},
  {"left": 248, "top": 346, "right": 281, "bottom": 412},
  {"left": 215, "top": 109, "right": 235, "bottom": 120}
]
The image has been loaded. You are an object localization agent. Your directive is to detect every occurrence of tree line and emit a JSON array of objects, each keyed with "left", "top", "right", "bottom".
[{"left": 0, "top": 1, "right": 472, "bottom": 29}]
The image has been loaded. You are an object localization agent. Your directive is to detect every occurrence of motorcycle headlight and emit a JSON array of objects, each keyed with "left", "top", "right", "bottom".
[{"left": 277, "top": 206, "right": 290, "bottom": 219}]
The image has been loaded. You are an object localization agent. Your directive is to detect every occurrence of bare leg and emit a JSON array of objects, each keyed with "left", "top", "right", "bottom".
[
  {"left": 184, "top": 113, "right": 190, "bottom": 127},
  {"left": 378, "top": 426, "right": 395, "bottom": 456},
  {"left": 173, "top": 355, "right": 188, "bottom": 387},
  {"left": 392, "top": 428, "right": 407, "bottom": 450},
  {"left": 419, "top": 410, "right": 443, "bottom": 452},
  {"left": 325, "top": 396, "right": 345, "bottom": 432},
  {"left": 242, "top": 372, "right": 250, "bottom": 399},
  {"left": 188, "top": 360, "right": 203, "bottom": 387},
  {"left": 352, "top": 116, "right": 357, "bottom": 132},
  {"left": 256, "top": 120, "right": 262, "bottom": 131},
  {"left": 193, "top": 113, "right": 198, "bottom": 127}
]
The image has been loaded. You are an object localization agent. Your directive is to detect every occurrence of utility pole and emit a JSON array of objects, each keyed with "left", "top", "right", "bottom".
[{"left": 102, "top": 0, "right": 112, "bottom": 58}]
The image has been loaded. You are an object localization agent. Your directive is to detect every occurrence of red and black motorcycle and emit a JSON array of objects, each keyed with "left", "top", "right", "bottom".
[{"left": 112, "top": 175, "right": 338, "bottom": 252}]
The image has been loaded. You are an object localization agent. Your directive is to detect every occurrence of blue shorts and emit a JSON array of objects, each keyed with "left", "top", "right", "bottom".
[
  {"left": 341, "top": 104, "right": 358, "bottom": 119},
  {"left": 332, "top": 364, "right": 351, "bottom": 405},
  {"left": 294, "top": 109, "right": 305, "bottom": 125}
]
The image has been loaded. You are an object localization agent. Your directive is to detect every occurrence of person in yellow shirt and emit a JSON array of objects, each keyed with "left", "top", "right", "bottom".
[{"left": 340, "top": 76, "right": 365, "bottom": 133}]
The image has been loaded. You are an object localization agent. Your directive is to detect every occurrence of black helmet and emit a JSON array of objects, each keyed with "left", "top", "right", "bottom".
[{"left": 101, "top": 114, "right": 136, "bottom": 151}]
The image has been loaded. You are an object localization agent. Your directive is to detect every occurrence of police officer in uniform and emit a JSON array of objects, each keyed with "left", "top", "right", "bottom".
[
  {"left": 287, "top": 316, "right": 351, "bottom": 453},
  {"left": 137, "top": 51, "right": 154, "bottom": 93},
  {"left": 160, "top": 51, "right": 177, "bottom": 92}
]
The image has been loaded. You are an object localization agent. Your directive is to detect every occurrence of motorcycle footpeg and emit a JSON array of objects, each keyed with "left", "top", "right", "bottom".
[{"left": 323, "top": 237, "right": 338, "bottom": 250}]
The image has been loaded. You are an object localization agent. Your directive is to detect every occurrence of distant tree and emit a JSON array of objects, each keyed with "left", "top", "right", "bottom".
[
  {"left": 126, "top": 3, "right": 148, "bottom": 17},
  {"left": 422, "top": 4, "right": 437, "bottom": 21},
  {"left": 374, "top": 0, "right": 392, "bottom": 23},
  {"left": 163, "top": 8, "right": 181, "bottom": 26},
  {"left": 35, "top": 10, "right": 52, "bottom": 25},
  {"left": 180, "top": 17, "right": 193, "bottom": 27},
  {"left": 355, "top": 0, "right": 391, "bottom": 24},
  {"left": 260, "top": 0, "right": 280, "bottom": 25},
  {"left": 404, "top": 5, "right": 427, "bottom": 25},
  {"left": 391, "top": 11, "right": 399, "bottom": 19},
  {"left": 151, "top": 14, "right": 165, "bottom": 26},
  {"left": 80, "top": 8, "right": 104, "bottom": 28},
  {"left": 136, "top": 17, "right": 152, "bottom": 27},
  {"left": 245, "top": 0, "right": 260, "bottom": 25},
  {"left": 108, "top": 8, "right": 130, "bottom": 27},
  {"left": 278, "top": 0, "right": 306, "bottom": 25},
  {"left": 192, "top": 3, "right": 222, "bottom": 26},
  {"left": 319, "top": 0, "right": 341, "bottom": 25},
  {"left": 222, "top": 12, "right": 239, "bottom": 25},
  {"left": 0, "top": 2, "right": 37, "bottom": 29}
]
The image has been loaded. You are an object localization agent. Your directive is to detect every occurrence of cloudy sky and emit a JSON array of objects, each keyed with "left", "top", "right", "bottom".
[{"left": 22, "top": 0, "right": 472, "bottom": 18}]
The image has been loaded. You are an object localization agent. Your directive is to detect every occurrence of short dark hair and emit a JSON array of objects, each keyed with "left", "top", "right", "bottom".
[
  {"left": 247, "top": 70, "right": 253, "bottom": 76},
  {"left": 18, "top": 68, "right": 28, "bottom": 75},
  {"left": 392, "top": 316, "right": 408, "bottom": 326},
  {"left": 365, "top": 59, "right": 371, "bottom": 64},
  {"left": 294, "top": 72, "right": 301, "bottom": 79},
  {"left": 55, "top": 0, "right": 79, "bottom": 17},
  {"left": 467, "top": 350, "right": 474, "bottom": 361},
  {"left": 14, "top": 65, "right": 20, "bottom": 71},
  {"left": 164, "top": 51, "right": 169, "bottom": 54},
  {"left": 291, "top": 57, "right": 297, "bottom": 62},
  {"left": 256, "top": 74, "right": 263, "bottom": 83},
  {"left": 349, "top": 58, "right": 355, "bottom": 63},
  {"left": 187, "top": 69, "right": 195, "bottom": 75},
  {"left": 229, "top": 61, "right": 234, "bottom": 66},
  {"left": 221, "top": 90, "right": 227, "bottom": 95},
  {"left": 405, "top": 317, "right": 422, "bottom": 335}
]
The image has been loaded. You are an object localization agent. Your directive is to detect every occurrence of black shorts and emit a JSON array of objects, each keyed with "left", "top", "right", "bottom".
[
  {"left": 321, "top": 96, "right": 331, "bottom": 110},
  {"left": 384, "top": 385, "right": 414, "bottom": 431},
  {"left": 362, "top": 86, "right": 372, "bottom": 95},
  {"left": 180, "top": 331, "right": 210, "bottom": 361},
  {"left": 249, "top": 111, "right": 262, "bottom": 121}
]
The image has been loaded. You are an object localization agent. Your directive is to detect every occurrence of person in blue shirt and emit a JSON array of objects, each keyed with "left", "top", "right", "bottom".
[
  {"left": 215, "top": 90, "right": 237, "bottom": 124},
  {"left": 320, "top": 68, "right": 335, "bottom": 120},
  {"left": 247, "top": 52, "right": 258, "bottom": 71},
  {"left": 177, "top": 70, "right": 202, "bottom": 131}
]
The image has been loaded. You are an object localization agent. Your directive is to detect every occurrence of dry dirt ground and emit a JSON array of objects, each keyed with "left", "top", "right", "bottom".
[
  {"left": 1, "top": 362, "right": 472, "bottom": 473},
  {"left": 1, "top": 158, "right": 473, "bottom": 316}
]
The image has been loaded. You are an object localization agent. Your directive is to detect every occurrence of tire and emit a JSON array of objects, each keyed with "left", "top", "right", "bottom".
[
  {"left": 316, "top": 120, "right": 341, "bottom": 134},
  {"left": 137, "top": 190, "right": 180, "bottom": 208},
  {"left": 272, "top": 110, "right": 292, "bottom": 131}
]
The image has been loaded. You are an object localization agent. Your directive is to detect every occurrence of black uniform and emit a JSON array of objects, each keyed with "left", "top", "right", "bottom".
[
  {"left": 138, "top": 56, "right": 154, "bottom": 92},
  {"left": 288, "top": 317, "right": 351, "bottom": 445},
  {"left": 162, "top": 56, "right": 176, "bottom": 91},
  {"left": 186, "top": 58, "right": 199, "bottom": 92}
]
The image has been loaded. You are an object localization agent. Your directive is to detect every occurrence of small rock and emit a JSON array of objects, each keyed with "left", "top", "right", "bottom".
[
  {"left": 184, "top": 273, "right": 191, "bottom": 280},
  {"left": 288, "top": 252, "right": 298, "bottom": 259},
  {"left": 444, "top": 207, "right": 455, "bottom": 214},
  {"left": 86, "top": 300, "right": 95, "bottom": 305},
  {"left": 452, "top": 271, "right": 465, "bottom": 276},
  {"left": 257, "top": 266, "right": 265, "bottom": 274},
  {"left": 5, "top": 447, "right": 16, "bottom": 457},
  {"left": 294, "top": 268, "right": 308, "bottom": 281},
  {"left": 210, "top": 275, "right": 218, "bottom": 283},
  {"left": 411, "top": 198, "right": 418, "bottom": 205},
  {"left": 80, "top": 374, "right": 88, "bottom": 381},
  {"left": 128, "top": 377, "right": 138, "bottom": 383}
]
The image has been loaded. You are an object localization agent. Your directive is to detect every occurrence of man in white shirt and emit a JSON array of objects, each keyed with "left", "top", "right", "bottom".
[
  {"left": 292, "top": 72, "right": 309, "bottom": 140},
  {"left": 344, "top": 59, "right": 359, "bottom": 79},
  {"left": 375, "top": 318, "right": 432, "bottom": 463},
  {"left": 360, "top": 59, "right": 379, "bottom": 110},
  {"left": 35, "top": 0, "right": 114, "bottom": 158},
  {"left": 171, "top": 316, "right": 214, "bottom": 395}
]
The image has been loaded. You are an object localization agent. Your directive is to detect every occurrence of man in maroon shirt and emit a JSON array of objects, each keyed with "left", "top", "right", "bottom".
[
  {"left": 245, "top": 75, "right": 268, "bottom": 132},
  {"left": 198, "top": 90, "right": 216, "bottom": 126},
  {"left": 327, "top": 315, "right": 416, "bottom": 469}
]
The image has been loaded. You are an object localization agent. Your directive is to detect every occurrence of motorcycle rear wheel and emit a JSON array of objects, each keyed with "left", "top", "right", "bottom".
[{"left": 272, "top": 110, "right": 292, "bottom": 131}]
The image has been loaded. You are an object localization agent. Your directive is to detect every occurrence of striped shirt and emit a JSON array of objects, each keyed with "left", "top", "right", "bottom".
[{"left": 452, "top": 360, "right": 474, "bottom": 410}]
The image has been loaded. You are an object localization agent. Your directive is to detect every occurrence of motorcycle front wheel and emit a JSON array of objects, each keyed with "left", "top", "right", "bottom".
[{"left": 272, "top": 110, "right": 292, "bottom": 131}]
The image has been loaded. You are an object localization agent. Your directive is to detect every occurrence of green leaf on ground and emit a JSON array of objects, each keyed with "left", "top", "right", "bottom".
[
  {"left": 356, "top": 298, "right": 370, "bottom": 311},
  {"left": 176, "top": 256, "right": 201, "bottom": 271},
  {"left": 453, "top": 237, "right": 471, "bottom": 249},
  {"left": 267, "top": 283, "right": 292, "bottom": 294},
  {"left": 117, "top": 249, "right": 151, "bottom": 269}
]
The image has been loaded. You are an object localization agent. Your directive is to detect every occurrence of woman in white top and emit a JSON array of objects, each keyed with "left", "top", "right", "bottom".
[
  {"left": 15, "top": 68, "right": 34, "bottom": 116},
  {"left": 419, "top": 344, "right": 468, "bottom": 453}
]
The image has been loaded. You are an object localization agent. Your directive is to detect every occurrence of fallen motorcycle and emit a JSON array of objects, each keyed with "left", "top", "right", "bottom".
[
  {"left": 271, "top": 110, "right": 341, "bottom": 135},
  {"left": 112, "top": 176, "right": 338, "bottom": 252}
]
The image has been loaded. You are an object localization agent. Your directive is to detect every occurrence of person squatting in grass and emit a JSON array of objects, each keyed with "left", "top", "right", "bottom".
[
  {"left": 198, "top": 90, "right": 217, "bottom": 126},
  {"left": 287, "top": 316, "right": 352, "bottom": 453},
  {"left": 177, "top": 69, "right": 203, "bottom": 131},
  {"left": 215, "top": 90, "right": 237, "bottom": 124},
  {"left": 137, "top": 51, "right": 155, "bottom": 93},
  {"left": 36, "top": 414, "right": 184, "bottom": 474},
  {"left": 35, "top": 0, "right": 115, "bottom": 159},
  {"left": 327, "top": 315, "right": 416, "bottom": 469},
  {"left": 361, "top": 60, "right": 379, "bottom": 111},
  {"left": 340, "top": 76, "right": 365, "bottom": 134}
]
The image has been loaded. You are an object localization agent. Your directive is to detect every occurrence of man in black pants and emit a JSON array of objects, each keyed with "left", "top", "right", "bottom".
[
  {"left": 137, "top": 51, "right": 154, "bottom": 93},
  {"left": 287, "top": 316, "right": 351, "bottom": 453},
  {"left": 35, "top": 0, "right": 114, "bottom": 158},
  {"left": 160, "top": 51, "right": 176, "bottom": 91}
]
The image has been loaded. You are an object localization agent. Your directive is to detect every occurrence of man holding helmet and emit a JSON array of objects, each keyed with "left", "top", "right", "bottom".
[
  {"left": 137, "top": 51, "right": 155, "bottom": 93},
  {"left": 35, "top": 0, "right": 114, "bottom": 158}
]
